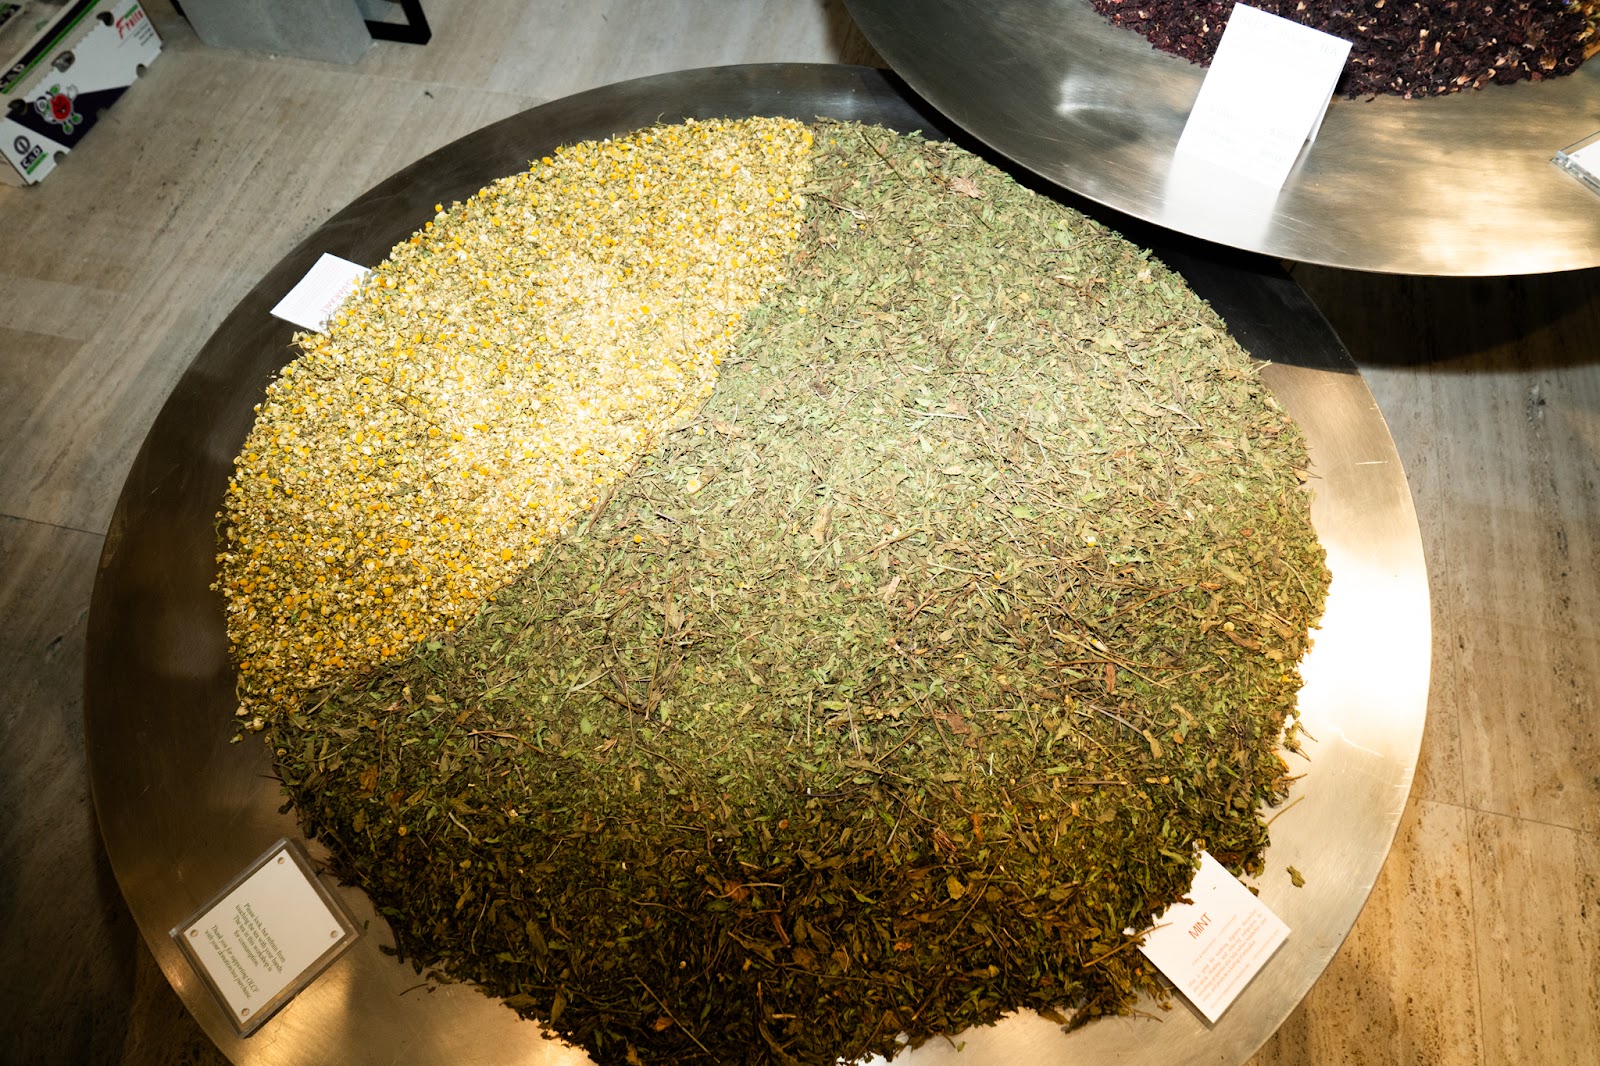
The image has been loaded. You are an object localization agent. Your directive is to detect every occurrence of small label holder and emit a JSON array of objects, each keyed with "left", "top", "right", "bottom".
[
  {"left": 170, "top": 838, "right": 359, "bottom": 1036},
  {"left": 1554, "top": 131, "right": 1600, "bottom": 197}
]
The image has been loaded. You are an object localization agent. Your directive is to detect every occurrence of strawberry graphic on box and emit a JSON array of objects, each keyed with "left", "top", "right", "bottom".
[
  {"left": 35, "top": 81, "right": 80, "bottom": 134},
  {"left": 1, "top": 0, "right": 162, "bottom": 184}
]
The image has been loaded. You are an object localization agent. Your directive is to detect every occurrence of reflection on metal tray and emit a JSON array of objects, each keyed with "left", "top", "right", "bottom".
[
  {"left": 85, "top": 64, "right": 1429, "bottom": 1065},
  {"left": 844, "top": 0, "right": 1600, "bottom": 276}
]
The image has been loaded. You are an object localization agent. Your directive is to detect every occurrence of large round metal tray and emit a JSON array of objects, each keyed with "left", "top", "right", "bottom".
[
  {"left": 85, "top": 64, "right": 1429, "bottom": 1065},
  {"left": 845, "top": 0, "right": 1600, "bottom": 276}
]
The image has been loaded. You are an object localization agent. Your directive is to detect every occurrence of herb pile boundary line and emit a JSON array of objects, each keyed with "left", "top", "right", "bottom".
[{"left": 216, "top": 117, "right": 812, "bottom": 724}]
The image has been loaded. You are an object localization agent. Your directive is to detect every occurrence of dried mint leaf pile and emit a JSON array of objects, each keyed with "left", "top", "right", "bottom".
[
  {"left": 268, "top": 123, "right": 1329, "bottom": 1065},
  {"left": 1089, "top": 0, "right": 1600, "bottom": 98}
]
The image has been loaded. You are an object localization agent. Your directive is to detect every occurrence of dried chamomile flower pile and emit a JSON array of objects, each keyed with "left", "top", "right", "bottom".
[
  {"left": 256, "top": 122, "right": 1329, "bottom": 1066},
  {"left": 218, "top": 117, "right": 811, "bottom": 721}
]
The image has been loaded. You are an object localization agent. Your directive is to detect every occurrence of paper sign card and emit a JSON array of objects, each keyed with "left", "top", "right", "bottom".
[
  {"left": 172, "top": 839, "right": 359, "bottom": 1035},
  {"left": 269, "top": 253, "right": 368, "bottom": 332},
  {"left": 1174, "top": 4, "right": 1352, "bottom": 191},
  {"left": 1135, "top": 850, "right": 1288, "bottom": 1022}
]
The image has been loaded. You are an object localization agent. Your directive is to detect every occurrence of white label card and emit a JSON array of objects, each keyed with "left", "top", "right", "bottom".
[
  {"left": 1566, "top": 141, "right": 1600, "bottom": 169},
  {"left": 173, "top": 839, "right": 357, "bottom": 1034},
  {"left": 269, "top": 252, "right": 368, "bottom": 332},
  {"left": 1174, "top": 3, "right": 1351, "bottom": 191},
  {"left": 1135, "top": 850, "right": 1288, "bottom": 1022},
  {"left": 1554, "top": 132, "right": 1600, "bottom": 196}
]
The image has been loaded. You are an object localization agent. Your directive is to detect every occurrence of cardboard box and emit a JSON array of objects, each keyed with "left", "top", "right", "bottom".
[{"left": 1, "top": 0, "right": 161, "bottom": 185}]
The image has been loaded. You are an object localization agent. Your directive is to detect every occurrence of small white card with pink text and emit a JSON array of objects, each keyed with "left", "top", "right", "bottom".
[
  {"left": 270, "top": 253, "right": 368, "bottom": 332},
  {"left": 1135, "top": 850, "right": 1289, "bottom": 1022}
]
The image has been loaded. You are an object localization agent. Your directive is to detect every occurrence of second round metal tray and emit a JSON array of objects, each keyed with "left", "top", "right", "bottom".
[{"left": 846, "top": 0, "right": 1600, "bottom": 276}]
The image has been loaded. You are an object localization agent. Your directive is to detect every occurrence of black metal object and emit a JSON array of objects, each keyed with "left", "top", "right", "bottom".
[{"left": 364, "top": 0, "right": 429, "bottom": 45}]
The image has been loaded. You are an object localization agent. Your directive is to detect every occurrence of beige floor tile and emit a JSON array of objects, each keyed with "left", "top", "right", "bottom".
[
  {"left": 0, "top": 516, "right": 138, "bottom": 1062},
  {"left": 1453, "top": 617, "right": 1599, "bottom": 833},
  {"left": 473, "top": 0, "right": 878, "bottom": 98},
  {"left": 178, "top": 0, "right": 881, "bottom": 104},
  {"left": 1401, "top": 355, "right": 1599, "bottom": 831},
  {"left": 0, "top": 327, "right": 84, "bottom": 471},
  {"left": 1, "top": 276, "right": 124, "bottom": 342},
  {"left": 1471, "top": 811, "right": 1600, "bottom": 1066},
  {"left": 343, "top": 0, "right": 532, "bottom": 86},
  {"left": 1249, "top": 798, "right": 1481, "bottom": 1066}
]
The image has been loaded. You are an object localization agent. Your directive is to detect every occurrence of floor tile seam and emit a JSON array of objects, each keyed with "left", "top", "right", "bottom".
[
  {"left": 0, "top": 298, "right": 109, "bottom": 344},
  {"left": 1417, "top": 795, "right": 1597, "bottom": 838},
  {"left": 1461, "top": 804, "right": 1597, "bottom": 837},
  {"left": 1459, "top": 804, "right": 1600, "bottom": 1060},
  {"left": 1426, "top": 514, "right": 1470, "bottom": 815},
  {"left": 1463, "top": 789, "right": 1489, "bottom": 1066},
  {"left": 0, "top": 511, "right": 104, "bottom": 539},
  {"left": 369, "top": 74, "right": 543, "bottom": 106},
  {"left": 169, "top": 35, "right": 547, "bottom": 108}
]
